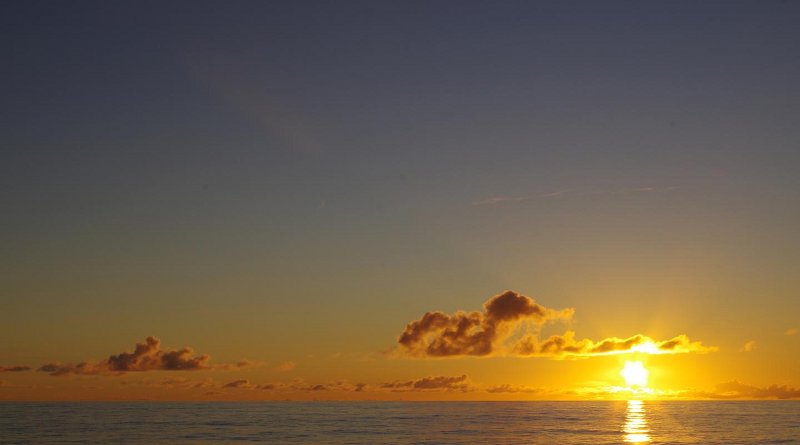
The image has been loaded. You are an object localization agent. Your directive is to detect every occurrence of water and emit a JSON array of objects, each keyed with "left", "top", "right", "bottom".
[{"left": 1, "top": 401, "right": 798, "bottom": 444}]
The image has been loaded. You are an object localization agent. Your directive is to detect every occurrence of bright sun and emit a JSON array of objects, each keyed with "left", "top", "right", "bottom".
[{"left": 621, "top": 361, "right": 649, "bottom": 388}]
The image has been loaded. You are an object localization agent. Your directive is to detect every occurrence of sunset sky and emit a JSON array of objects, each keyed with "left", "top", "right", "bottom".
[{"left": 2, "top": 1, "right": 799, "bottom": 401}]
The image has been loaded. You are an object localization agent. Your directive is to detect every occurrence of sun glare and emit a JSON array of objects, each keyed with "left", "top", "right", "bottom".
[{"left": 621, "top": 361, "right": 649, "bottom": 388}]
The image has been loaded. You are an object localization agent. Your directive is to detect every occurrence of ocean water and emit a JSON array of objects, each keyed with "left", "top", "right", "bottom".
[{"left": 1, "top": 400, "right": 798, "bottom": 444}]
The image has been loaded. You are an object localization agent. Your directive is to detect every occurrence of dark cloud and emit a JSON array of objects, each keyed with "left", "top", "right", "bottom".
[
  {"left": 381, "top": 375, "right": 472, "bottom": 392},
  {"left": 38, "top": 337, "right": 216, "bottom": 376},
  {"left": 218, "top": 379, "right": 366, "bottom": 392},
  {"left": 37, "top": 362, "right": 105, "bottom": 376},
  {"left": 397, "top": 290, "right": 573, "bottom": 357},
  {"left": 107, "top": 337, "right": 209, "bottom": 371},
  {"left": 0, "top": 365, "right": 31, "bottom": 372},
  {"left": 223, "top": 379, "right": 253, "bottom": 389}
]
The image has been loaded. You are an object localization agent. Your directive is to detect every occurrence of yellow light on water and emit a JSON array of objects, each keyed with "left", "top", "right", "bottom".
[{"left": 623, "top": 399, "right": 650, "bottom": 443}]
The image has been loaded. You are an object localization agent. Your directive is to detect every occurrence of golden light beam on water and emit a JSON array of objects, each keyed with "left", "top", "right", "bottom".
[{"left": 623, "top": 400, "right": 651, "bottom": 443}]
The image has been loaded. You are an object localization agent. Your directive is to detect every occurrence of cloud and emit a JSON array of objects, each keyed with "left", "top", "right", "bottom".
[
  {"left": 0, "top": 365, "right": 31, "bottom": 372},
  {"left": 380, "top": 375, "right": 472, "bottom": 392},
  {"left": 223, "top": 379, "right": 254, "bottom": 389},
  {"left": 515, "top": 331, "right": 716, "bottom": 358},
  {"left": 217, "top": 378, "right": 367, "bottom": 392},
  {"left": 740, "top": 340, "right": 757, "bottom": 352},
  {"left": 485, "top": 384, "right": 543, "bottom": 394},
  {"left": 275, "top": 361, "right": 296, "bottom": 372},
  {"left": 38, "top": 337, "right": 215, "bottom": 376},
  {"left": 397, "top": 290, "right": 573, "bottom": 357},
  {"left": 472, "top": 196, "right": 529, "bottom": 206},
  {"left": 215, "top": 359, "right": 263, "bottom": 371},
  {"left": 152, "top": 377, "right": 191, "bottom": 387},
  {"left": 286, "top": 381, "right": 366, "bottom": 392},
  {"left": 786, "top": 328, "right": 798, "bottom": 336},
  {"left": 472, "top": 187, "right": 676, "bottom": 206},
  {"left": 397, "top": 290, "right": 714, "bottom": 358},
  {"left": 696, "top": 381, "right": 800, "bottom": 400}
]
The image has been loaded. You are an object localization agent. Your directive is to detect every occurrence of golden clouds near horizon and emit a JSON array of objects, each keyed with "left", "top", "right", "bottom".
[{"left": 397, "top": 290, "right": 716, "bottom": 359}]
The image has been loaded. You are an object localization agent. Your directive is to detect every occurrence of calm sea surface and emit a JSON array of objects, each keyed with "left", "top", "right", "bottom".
[{"left": 1, "top": 401, "right": 798, "bottom": 444}]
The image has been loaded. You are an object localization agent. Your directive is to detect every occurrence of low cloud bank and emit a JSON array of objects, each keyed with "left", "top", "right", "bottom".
[
  {"left": 38, "top": 337, "right": 216, "bottom": 376},
  {"left": 397, "top": 290, "right": 715, "bottom": 358},
  {"left": 0, "top": 366, "right": 31, "bottom": 372}
]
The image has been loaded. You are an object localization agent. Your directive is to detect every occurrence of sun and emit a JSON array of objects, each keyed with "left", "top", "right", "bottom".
[{"left": 621, "top": 361, "right": 649, "bottom": 388}]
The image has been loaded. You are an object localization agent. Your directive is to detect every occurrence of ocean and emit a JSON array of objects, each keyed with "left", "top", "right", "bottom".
[{"left": 1, "top": 400, "right": 798, "bottom": 444}]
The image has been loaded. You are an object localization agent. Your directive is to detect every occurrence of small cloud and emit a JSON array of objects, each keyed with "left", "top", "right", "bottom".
[
  {"left": 215, "top": 359, "right": 264, "bottom": 371},
  {"left": 380, "top": 375, "right": 473, "bottom": 392},
  {"left": 786, "top": 328, "right": 798, "bottom": 336},
  {"left": 740, "top": 340, "right": 757, "bottom": 352},
  {"left": 288, "top": 380, "right": 364, "bottom": 392},
  {"left": 0, "top": 365, "right": 31, "bottom": 372},
  {"left": 485, "top": 384, "right": 543, "bottom": 394},
  {"left": 153, "top": 377, "right": 191, "bottom": 387},
  {"left": 275, "top": 361, "right": 296, "bottom": 372},
  {"left": 223, "top": 379, "right": 254, "bottom": 389},
  {"left": 37, "top": 337, "right": 244, "bottom": 376}
]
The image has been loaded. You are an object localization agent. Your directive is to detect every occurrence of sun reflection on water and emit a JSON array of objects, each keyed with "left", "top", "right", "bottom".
[{"left": 623, "top": 399, "right": 651, "bottom": 443}]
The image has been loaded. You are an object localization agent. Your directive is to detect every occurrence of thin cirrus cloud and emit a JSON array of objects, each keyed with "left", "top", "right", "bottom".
[
  {"left": 472, "top": 187, "right": 678, "bottom": 206},
  {"left": 36, "top": 336, "right": 246, "bottom": 376},
  {"left": 396, "top": 290, "right": 715, "bottom": 358}
]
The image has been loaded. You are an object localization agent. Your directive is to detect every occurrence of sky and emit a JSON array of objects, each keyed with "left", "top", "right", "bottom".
[{"left": 1, "top": 0, "right": 799, "bottom": 401}]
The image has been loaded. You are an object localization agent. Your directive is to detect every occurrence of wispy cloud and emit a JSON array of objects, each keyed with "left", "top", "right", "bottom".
[
  {"left": 785, "top": 328, "right": 798, "bottom": 336},
  {"left": 740, "top": 340, "right": 757, "bottom": 352},
  {"left": 472, "top": 186, "right": 677, "bottom": 206},
  {"left": 472, "top": 190, "right": 568, "bottom": 206},
  {"left": 485, "top": 383, "right": 543, "bottom": 394},
  {"left": 275, "top": 361, "right": 296, "bottom": 372},
  {"left": 472, "top": 196, "right": 529, "bottom": 206}
]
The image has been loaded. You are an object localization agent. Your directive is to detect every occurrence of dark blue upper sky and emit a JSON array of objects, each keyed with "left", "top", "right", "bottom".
[{"left": 2, "top": 1, "right": 799, "bottom": 363}]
